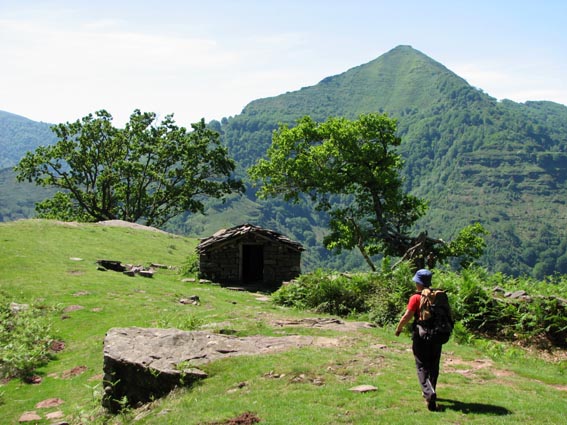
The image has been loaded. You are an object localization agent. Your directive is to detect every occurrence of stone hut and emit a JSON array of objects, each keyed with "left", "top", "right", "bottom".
[{"left": 197, "top": 224, "right": 304, "bottom": 288}]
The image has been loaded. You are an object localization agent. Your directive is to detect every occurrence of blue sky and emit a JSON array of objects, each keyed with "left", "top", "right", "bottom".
[{"left": 1, "top": 0, "right": 566, "bottom": 126}]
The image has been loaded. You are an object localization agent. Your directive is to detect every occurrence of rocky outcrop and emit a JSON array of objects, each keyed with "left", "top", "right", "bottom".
[{"left": 102, "top": 327, "right": 335, "bottom": 412}]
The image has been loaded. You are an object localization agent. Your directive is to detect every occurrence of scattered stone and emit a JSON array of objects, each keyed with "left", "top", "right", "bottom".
[
  {"left": 290, "top": 373, "right": 320, "bottom": 384},
  {"left": 73, "top": 291, "right": 90, "bottom": 296},
  {"left": 182, "top": 278, "right": 196, "bottom": 282},
  {"left": 227, "top": 382, "right": 247, "bottom": 393},
  {"left": 97, "top": 260, "right": 126, "bottom": 272},
  {"left": 61, "top": 366, "right": 87, "bottom": 379},
  {"left": 263, "top": 371, "right": 286, "bottom": 379},
  {"left": 18, "top": 411, "right": 41, "bottom": 422},
  {"left": 370, "top": 344, "right": 388, "bottom": 350},
  {"left": 45, "top": 411, "right": 65, "bottom": 420},
  {"left": 23, "top": 375, "right": 42, "bottom": 384},
  {"left": 217, "top": 411, "right": 261, "bottom": 424},
  {"left": 91, "top": 307, "right": 103, "bottom": 312},
  {"left": 507, "top": 290, "right": 531, "bottom": 301},
  {"left": 63, "top": 305, "right": 84, "bottom": 313},
  {"left": 69, "top": 257, "right": 83, "bottom": 261},
  {"left": 10, "top": 302, "right": 29, "bottom": 314},
  {"left": 349, "top": 384, "right": 378, "bottom": 393},
  {"left": 150, "top": 263, "right": 169, "bottom": 269},
  {"left": 180, "top": 295, "right": 200, "bottom": 305},
  {"left": 255, "top": 296, "right": 270, "bottom": 302},
  {"left": 36, "top": 398, "right": 64, "bottom": 408},
  {"left": 97, "top": 259, "right": 158, "bottom": 278}
]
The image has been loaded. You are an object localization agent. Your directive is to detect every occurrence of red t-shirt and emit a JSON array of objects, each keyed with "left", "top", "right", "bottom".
[{"left": 407, "top": 293, "right": 421, "bottom": 316}]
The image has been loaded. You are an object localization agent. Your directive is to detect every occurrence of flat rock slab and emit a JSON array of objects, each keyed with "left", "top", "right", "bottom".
[
  {"left": 349, "top": 384, "right": 378, "bottom": 393},
  {"left": 102, "top": 327, "right": 337, "bottom": 412}
]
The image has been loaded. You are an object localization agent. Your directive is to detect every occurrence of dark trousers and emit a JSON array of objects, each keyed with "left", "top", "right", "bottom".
[{"left": 412, "top": 337, "right": 442, "bottom": 401}]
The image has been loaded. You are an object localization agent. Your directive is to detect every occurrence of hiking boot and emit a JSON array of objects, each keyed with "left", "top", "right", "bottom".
[{"left": 427, "top": 394, "right": 437, "bottom": 411}]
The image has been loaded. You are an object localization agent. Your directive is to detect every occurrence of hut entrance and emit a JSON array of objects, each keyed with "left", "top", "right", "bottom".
[{"left": 242, "top": 244, "right": 264, "bottom": 282}]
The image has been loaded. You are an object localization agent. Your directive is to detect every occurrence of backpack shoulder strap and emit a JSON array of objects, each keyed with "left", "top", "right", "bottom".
[{"left": 418, "top": 288, "right": 433, "bottom": 321}]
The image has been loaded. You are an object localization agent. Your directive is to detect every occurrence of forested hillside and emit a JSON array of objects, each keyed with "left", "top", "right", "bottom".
[
  {"left": 0, "top": 111, "right": 55, "bottom": 169},
  {"left": 2, "top": 46, "right": 567, "bottom": 277},
  {"left": 0, "top": 111, "right": 57, "bottom": 221},
  {"left": 208, "top": 46, "right": 567, "bottom": 277}
]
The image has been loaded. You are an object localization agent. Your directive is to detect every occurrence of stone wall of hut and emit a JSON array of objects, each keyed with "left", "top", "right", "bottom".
[{"left": 199, "top": 233, "right": 301, "bottom": 286}]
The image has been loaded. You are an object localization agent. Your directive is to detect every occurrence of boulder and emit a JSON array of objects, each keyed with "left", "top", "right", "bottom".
[{"left": 102, "top": 327, "right": 328, "bottom": 412}]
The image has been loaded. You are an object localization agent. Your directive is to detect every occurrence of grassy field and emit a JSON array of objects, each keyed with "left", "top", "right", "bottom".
[{"left": 1, "top": 219, "right": 566, "bottom": 424}]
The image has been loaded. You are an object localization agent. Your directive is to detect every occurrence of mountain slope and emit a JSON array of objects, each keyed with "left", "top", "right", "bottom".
[
  {"left": 222, "top": 45, "right": 480, "bottom": 169},
  {"left": 216, "top": 45, "right": 567, "bottom": 277}
]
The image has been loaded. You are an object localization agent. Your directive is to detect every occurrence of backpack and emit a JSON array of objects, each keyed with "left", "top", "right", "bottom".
[{"left": 415, "top": 288, "right": 454, "bottom": 344}]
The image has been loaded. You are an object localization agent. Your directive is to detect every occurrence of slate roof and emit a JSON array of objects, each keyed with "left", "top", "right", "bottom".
[{"left": 197, "top": 223, "right": 304, "bottom": 253}]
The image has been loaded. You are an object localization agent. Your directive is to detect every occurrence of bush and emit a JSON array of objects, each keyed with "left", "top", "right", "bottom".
[
  {"left": 438, "top": 268, "right": 567, "bottom": 348},
  {"left": 272, "top": 270, "right": 376, "bottom": 317},
  {"left": 180, "top": 253, "right": 200, "bottom": 276},
  {"left": 0, "top": 295, "right": 56, "bottom": 380},
  {"left": 367, "top": 262, "right": 414, "bottom": 326}
]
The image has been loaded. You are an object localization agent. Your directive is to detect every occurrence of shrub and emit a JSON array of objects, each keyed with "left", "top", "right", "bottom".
[
  {"left": 0, "top": 295, "right": 55, "bottom": 380},
  {"left": 438, "top": 268, "right": 567, "bottom": 348},
  {"left": 272, "top": 270, "right": 376, "bottom": 316},
  {"left": 367, "top": 262, "right": 414, "bottom": 326},
  {"left": 180, "top": 253, "right": 200, "bottom": 276}
]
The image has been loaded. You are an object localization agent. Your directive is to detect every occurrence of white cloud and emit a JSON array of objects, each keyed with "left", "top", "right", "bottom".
[{"left": 0, "top": 17, "right": 246, "bottom": 124}]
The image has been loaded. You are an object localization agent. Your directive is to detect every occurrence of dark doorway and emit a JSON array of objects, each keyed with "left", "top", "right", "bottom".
[{"left": 242, "top": 245, "right": 264, "bottom": 282}]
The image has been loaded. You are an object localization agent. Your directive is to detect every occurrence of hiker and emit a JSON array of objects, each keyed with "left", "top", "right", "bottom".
[{"left": 395, "top": 269, "right": 443, "bottom": 411}]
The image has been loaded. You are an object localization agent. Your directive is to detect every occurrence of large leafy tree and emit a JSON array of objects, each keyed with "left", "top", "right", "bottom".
[
  {"left": 249, "top": 113, "right": 486, "bottom": 270},
  {"left": 15, "top": 110, "right": 244, "bottom": 227}
]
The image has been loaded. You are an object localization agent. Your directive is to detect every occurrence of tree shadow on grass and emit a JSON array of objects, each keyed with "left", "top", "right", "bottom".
[{"left": 437, "top": 398, "right": 512, "bottom": 415}]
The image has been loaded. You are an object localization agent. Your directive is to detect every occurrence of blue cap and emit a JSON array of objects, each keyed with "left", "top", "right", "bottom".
[{"left": 412, "top": 269, "right": 432, "bottom": 287}]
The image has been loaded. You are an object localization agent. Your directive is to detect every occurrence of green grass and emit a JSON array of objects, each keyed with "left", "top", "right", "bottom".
[{"left": 1, "top": 219, "right": 566, "bottom": 424}]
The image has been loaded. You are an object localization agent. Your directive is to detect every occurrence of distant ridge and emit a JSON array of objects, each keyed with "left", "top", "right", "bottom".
[{"left": 0, "top": 110, "right": 55, "bottom": 169}]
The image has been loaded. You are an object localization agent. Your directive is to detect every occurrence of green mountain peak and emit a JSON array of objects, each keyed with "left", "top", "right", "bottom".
[{"left": 241, "top": 45, "right": 480, "bottom": 123}]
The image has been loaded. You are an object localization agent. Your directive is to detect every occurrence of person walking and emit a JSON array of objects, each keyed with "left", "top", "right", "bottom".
[{"left": 395, "top": 269, "right": 442, "bottom": 411}]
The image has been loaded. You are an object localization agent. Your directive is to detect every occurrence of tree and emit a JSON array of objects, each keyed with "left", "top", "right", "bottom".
[
  {"left": 15, "top": 110, "right": 244, "bottom": 227},
  {"left": 249, "top": 113, "right": 486, "bottom": 270}
]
